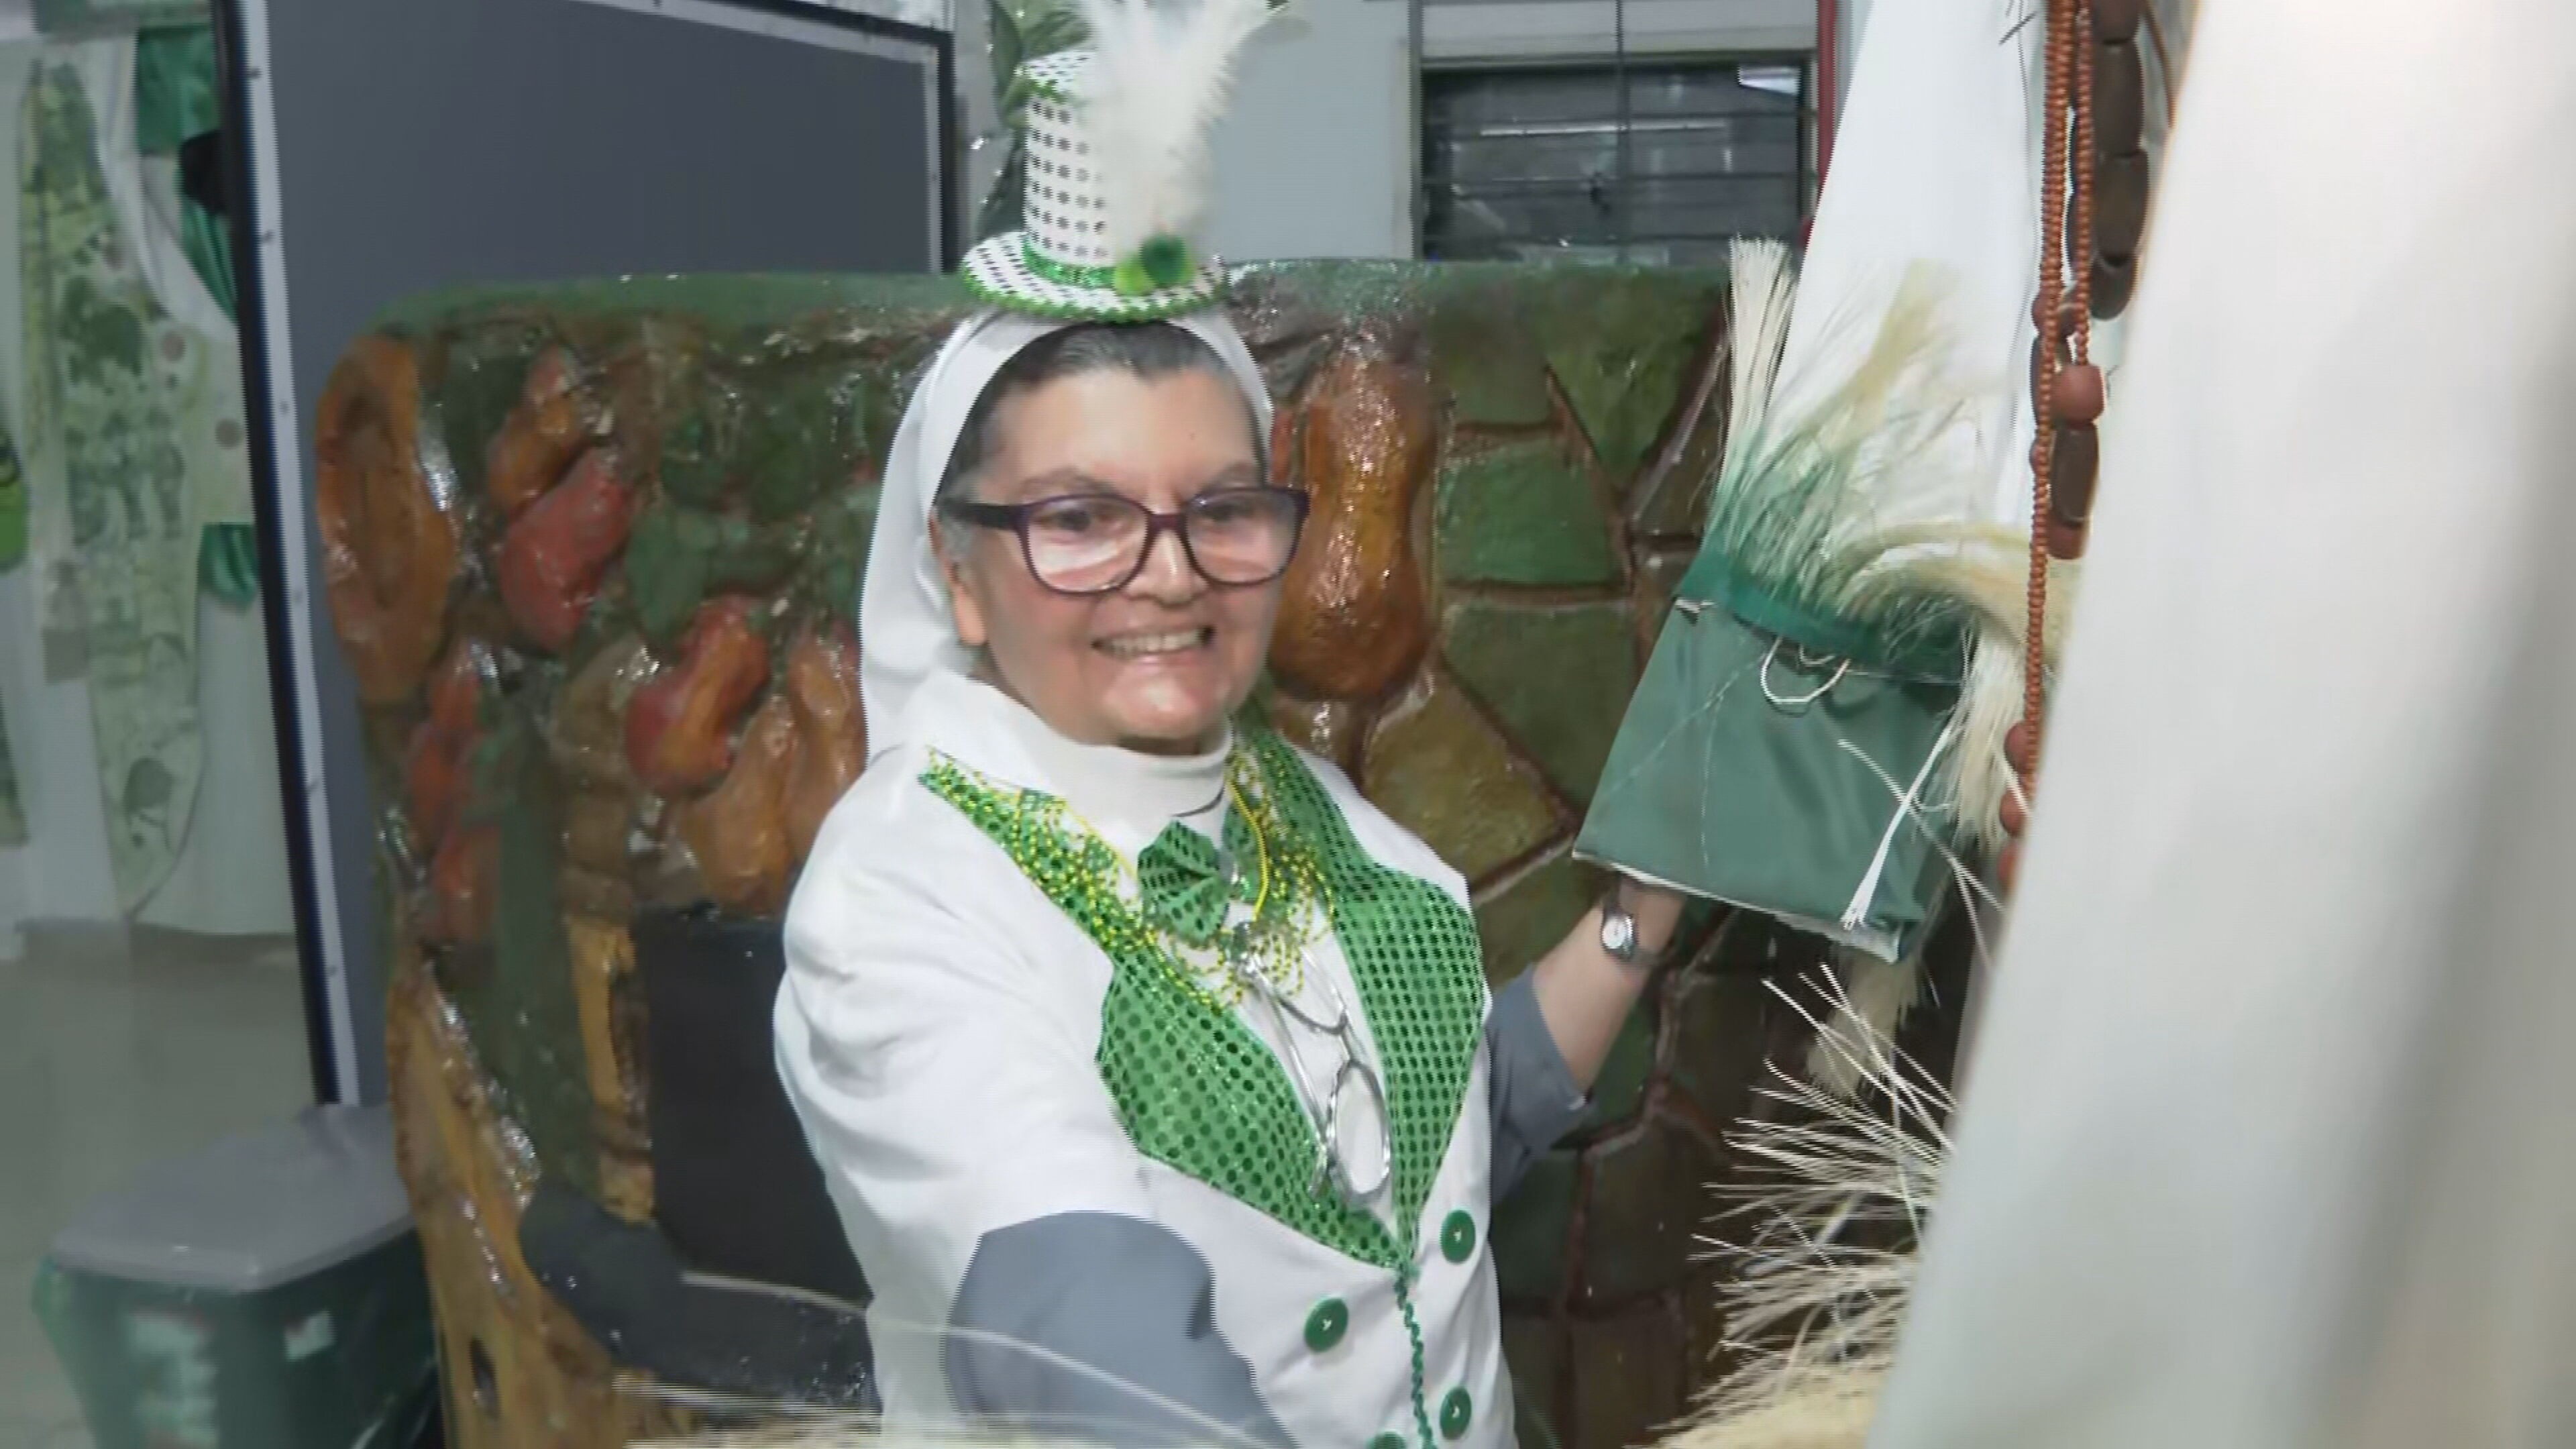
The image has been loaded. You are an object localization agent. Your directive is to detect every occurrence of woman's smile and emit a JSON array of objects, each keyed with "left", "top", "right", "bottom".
[{"left": 1095, "top": 626, "right": 1218, "bottom": 661}]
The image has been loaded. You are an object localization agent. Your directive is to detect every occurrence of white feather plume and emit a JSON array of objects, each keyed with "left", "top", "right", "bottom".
[
  {"left": 1075, "top": 0, "right": 1279, "bottom": 260},
  {"left": 1803, "top": 946, "right": 1927, "bottom": 1098},
  {"left": 1666, "top": 973, "right": 1953, "bottom": 1449},
  {"left": 1718, "top": 238, "right": 1803, "bottom": 488}
]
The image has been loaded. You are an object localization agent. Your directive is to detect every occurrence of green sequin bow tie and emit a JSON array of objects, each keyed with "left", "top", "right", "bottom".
[{"left": 1136, "top": 816, "right": 1258, "bottom": 947}]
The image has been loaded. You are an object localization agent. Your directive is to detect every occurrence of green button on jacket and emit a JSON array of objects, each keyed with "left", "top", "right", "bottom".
[
  {"left": 1370, "top": 1433, "right": 1407, "bottom": 1449},
  {"left": 1440, "top": 1387, "right": 1474, "bottom": 1439},
  {"left": 1440, "top": 1210, "right": 1478, "bottom": 1263},
  {"left": 1304, "top": 1297, "right": 1350, "bottom": 1352}
]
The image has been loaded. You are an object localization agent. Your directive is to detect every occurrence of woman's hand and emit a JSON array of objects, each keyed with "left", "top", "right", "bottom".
[{"left": 1526, "top": 875, "right": 1690, "bottom": 1090}]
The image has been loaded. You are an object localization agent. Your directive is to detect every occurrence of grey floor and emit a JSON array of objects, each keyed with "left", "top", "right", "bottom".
[{"left": 0, "top": 926, "right": 311, "bottom": 1446}]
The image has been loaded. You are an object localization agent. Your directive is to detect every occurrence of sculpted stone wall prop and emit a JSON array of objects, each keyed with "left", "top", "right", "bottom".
[{"left": 323, "top": 263, "right": 1931, "bottom": 1448}]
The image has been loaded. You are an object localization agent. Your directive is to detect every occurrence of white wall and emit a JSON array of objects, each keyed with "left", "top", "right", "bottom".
[
  {"left": 805, "top": 0, "right": 953, "bottom": 35},
  {"left": 1424, "top": 0, "right": 1810, "bottom": 61},
  {"left": 1208, "top": 1, "right": 1417, "bottom": 262},
  {"left": 1207, "top": 0, "right": 1821, "bottom": 264}
]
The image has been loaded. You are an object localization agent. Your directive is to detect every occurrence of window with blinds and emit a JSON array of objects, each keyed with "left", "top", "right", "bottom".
[{"left": 1420, "top": 58, "right": 1814, "bottom": 266}]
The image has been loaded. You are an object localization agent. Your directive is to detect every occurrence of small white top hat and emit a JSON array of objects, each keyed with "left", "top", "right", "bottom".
[{"left": 961, "top": 0, "right": 1277, "bottom": 321}]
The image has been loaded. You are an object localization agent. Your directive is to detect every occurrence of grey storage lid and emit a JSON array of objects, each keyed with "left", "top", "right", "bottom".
[{"left": 50, "top": 1104, "right": 416, "bottom": 1293}]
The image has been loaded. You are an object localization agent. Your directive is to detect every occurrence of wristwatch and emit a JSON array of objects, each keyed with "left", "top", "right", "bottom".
[{"left": 1598, "top": 881, "right": 1662, "bottom": 968}]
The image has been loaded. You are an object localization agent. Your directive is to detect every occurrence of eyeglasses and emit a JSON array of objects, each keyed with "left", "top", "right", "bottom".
[
  {"left": 1223, "top": 949, "right": 1392, "bottom": 1211},
  {"left": 939, "top": 487, "right": 1310, "bottom": 596}
]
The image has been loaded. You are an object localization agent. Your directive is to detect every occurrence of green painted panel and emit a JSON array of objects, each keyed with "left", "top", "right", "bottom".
[
  {"left": 1533, "top": 273, "right": 1717, "bottom": 479},
  {"left": 1445, "top": 602, "right": 1639, "bottom": 806},
  {"left": 1579, "top": 1118, "right": 1716, "bottom": 1305},
  {"left": 1491, "top": 1148, "right": 1577, "bottom": 1305},
  {"left": 1438, "top": 441, "right": 1617, "bottom": 589},
  {"left": 1365, "top": 677, "right": 1562, "bottom": 884},
  {"left": 1430, "top": 294, "right": 1554, "bottom": 428}
]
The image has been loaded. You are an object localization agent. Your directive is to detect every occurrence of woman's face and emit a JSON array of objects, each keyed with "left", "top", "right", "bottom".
[{"left": 938, "top": 365, "right": 1277, "bottom": 755}]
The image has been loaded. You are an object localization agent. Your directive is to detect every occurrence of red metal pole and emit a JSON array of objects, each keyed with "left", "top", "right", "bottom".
[{"left": 1815, "top": 0, "right": 1839, "bottom": 181}]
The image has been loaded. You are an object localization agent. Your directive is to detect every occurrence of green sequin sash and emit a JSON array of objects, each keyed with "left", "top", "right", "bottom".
[{"left": 922, "top": 730, "right": 1489, "bottom": 1268}]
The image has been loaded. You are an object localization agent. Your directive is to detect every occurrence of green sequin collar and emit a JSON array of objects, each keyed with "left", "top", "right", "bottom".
[{"left": 921, "top": 729, "right": 1490, "bottom": 1268}]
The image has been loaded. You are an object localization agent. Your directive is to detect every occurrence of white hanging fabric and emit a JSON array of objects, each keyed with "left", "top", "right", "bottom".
[
  {"left": 1872, "top": 3, "right": 2576, "bottom": 1445},
  {"left": 0, "top": 34, "right": 91, "bottom": 954},
  {"left": 1782, "top": 0, "right": 2194, "bottom": 531},
  {"left": 0, "top": 31, "right": 289, "bottom": 941}
]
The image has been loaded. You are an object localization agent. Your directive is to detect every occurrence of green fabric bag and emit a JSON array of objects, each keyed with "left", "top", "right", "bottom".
[{"left": 1576, "top": 553, "right": 1967, "bottom": 962}]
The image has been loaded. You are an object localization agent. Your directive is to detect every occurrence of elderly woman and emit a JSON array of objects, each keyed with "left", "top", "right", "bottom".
[
  {"left": 773, "top": 22, "right": 1683, "bottom": 1449},
  {"left": 774, "top": 305, "right": 1686, "bottom": 1449}
]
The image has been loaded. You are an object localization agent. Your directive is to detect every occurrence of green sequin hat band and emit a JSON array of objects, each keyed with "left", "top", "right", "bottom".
[{"left": 959, "top": 232, "right": 1226, "bottom": 322}]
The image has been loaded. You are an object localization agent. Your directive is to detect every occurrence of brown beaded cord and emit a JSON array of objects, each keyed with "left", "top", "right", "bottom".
[
  {"left": 2070, "top": 1, "right": 2097, "bottom": 365},
  {"left": 2023, "top": 0, "right": 2072, "bottom": 782},
  {"left": 2012, "top": 0, "right": 2101, "bottom": 873},
  {"left": 2053, "top": 0, "right": 2104, "bottom": 547}
]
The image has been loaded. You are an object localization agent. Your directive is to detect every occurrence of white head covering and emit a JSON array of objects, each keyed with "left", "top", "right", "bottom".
[{"left": 858, "top": 307, "right": 1275, "bottom": 754}]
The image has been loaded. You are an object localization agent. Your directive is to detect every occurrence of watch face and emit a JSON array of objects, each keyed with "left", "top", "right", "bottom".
[{"left": 1601, "top": 910, "right": 1638, "bottom": 958}]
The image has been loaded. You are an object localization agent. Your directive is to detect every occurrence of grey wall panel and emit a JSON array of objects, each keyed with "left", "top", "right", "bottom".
[{"left": 225, "top": 0, "right": 949, "bottom": 1101}]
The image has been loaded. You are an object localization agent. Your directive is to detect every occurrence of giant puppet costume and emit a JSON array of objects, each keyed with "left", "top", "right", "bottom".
[
  {"left": 1871, "top": 1, "right": 2576, "bottom": 1441},
  {"left": 1666, "top": 0, "right": 2576, "bottom": 1446}
]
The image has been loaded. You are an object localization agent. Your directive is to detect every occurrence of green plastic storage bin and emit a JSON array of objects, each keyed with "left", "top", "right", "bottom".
[{"left": 32, "top": 1104, "right": 438, "bottom": 1449}]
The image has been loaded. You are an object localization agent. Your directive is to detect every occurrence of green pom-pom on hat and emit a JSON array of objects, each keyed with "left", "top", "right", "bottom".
[
  {"left": 1139, "top": 234, "right": 1193, "bottom": 286},
  {"left": 1114, "top": 234, "right": 1195, "bottom": 296}
]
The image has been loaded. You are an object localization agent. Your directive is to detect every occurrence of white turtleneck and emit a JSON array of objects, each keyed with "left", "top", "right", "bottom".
[{"left": 964, "top": 672, "right": 1235, "bottom": 852}]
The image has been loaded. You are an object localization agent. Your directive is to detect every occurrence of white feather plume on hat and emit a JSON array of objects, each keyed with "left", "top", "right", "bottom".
[{"left": 1073, "top": 0, "right": 1279, "bottom": 272}]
